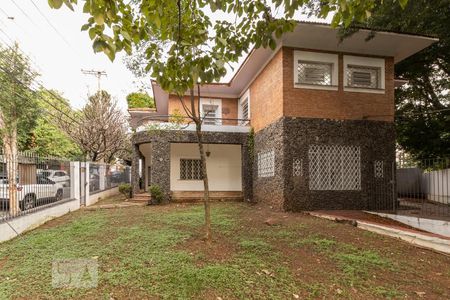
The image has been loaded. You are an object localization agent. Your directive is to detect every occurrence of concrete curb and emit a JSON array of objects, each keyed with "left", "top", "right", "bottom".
[{"left": 309, "top": 212, "right": 450, "bottom": 255}]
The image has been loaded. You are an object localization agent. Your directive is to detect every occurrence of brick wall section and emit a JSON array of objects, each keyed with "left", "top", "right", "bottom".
[
  {"left": 168, "top": 95, "right": 239, "bottom": 125},
  {"left": 249, "top": 49, "right": 284, "bottom": 132},
  {"left": 282, "top": 47, "right": 395, "bottom": 122}
]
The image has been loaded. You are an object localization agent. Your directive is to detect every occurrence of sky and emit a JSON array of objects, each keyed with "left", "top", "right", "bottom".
[
  {"left": 0, "top": 1, "right": 145, "bottom": 111},
  {"left": 0, "top": 2, "right": 328, "bottom": 112}
]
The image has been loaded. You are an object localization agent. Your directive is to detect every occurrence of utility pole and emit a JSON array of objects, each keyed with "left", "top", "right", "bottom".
[{"left": 81, "top": 69, "right": 107, "bottom": 91}]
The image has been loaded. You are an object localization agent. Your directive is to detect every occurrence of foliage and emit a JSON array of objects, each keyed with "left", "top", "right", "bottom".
[
  {"left": 0, "top": 43, "right": 39, "bottom": 150},
  {"left": 126, "top": 92, "right": 155, "bottom": 109},
  {"left": 55, "top": 90, "right": 130, "bottom": 162},
  {"left": 357, "top": 0, "right": 450, "bottom": 159},
  {"left": 31, "top": 90, "right": 83, "bottom": 159},
  {"left": 149, "top": 184, "right": 164, "bottom": 204},
  {"left": 118, "top": 183, "right": 132, "bottom": 199}
]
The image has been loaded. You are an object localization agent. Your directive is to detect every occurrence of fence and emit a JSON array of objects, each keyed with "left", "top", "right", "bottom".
[
  {"left": 89, "top": 162, "right": 131, "bottom": 194},
  {"left": 0, "top": 151, "right": 131, "bottom": 223},
  {"left": 395, "top": 158, "right": 450, "bottom": 219}
]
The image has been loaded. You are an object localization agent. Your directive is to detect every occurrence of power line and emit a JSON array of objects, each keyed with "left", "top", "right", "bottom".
[
  {"left": 8, "top": 0, "right": 42, "bottom": 29},
  {"left": 28, "top": 0, "right": 79, "bottom": 55}
]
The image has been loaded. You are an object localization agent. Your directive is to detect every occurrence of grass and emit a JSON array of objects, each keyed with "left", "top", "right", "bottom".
[{"left": 0, "top": 200, "right": 449, "bottom": 299}]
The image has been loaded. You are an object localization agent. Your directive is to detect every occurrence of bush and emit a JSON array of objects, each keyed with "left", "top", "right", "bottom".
[
  {"left": 149, "top": 184, "right": 164, "bottom": 204},
  {"left": 119, "top": 183, "right": 132, "bottom": 199},
  {"left": 126, "top": 92, "right": 155, "bottom": 108}
]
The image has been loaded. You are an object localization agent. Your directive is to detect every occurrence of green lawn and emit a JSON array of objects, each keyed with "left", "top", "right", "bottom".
[{"left": 0, "top": 200, "right": 449, "bottom": 299}]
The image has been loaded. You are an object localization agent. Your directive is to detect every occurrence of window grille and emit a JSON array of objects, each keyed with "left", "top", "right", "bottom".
[
  {"left": 257, "top": 149, "right": 275, "bottom": 178},
  {"left": 180, "top": 159, "right": 202, "bottom": 180},
  {"left": 308, "top": 145, "right": 361, "bottom": 190},
  {"left": 374, "top": 161, "right": 384, "bottom": 178},
  {"left": 297, "top": 61, "right": 332, "bottom": 86},
  {"left": 241, "top": 99, "right": 249, "bottom": 120},
  {"left": 347, "top": 65, "right": 380, "bottom": 89},
  {"left": 202, "top": 104, "right": 218, "bottom": 125},
  {"left": 293, "top": 158, "right": 303, "bottom": 177}
]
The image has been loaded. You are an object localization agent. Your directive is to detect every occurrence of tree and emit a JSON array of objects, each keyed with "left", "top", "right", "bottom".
[
  {"left": 0, "top": 43, "right": 38, "bottom": 214},
  {"left": 57, "top": 90, "right": 130, "bottom": 163},
  {"left": 51, "top": 0, "right": 408, "bottom": 242},
  {"left": 354, "top": 0, "right": 449, "bottom": 159},
  {"left": 126, "top": 92, "right": 155, "bottom": 109},
  {"left": 31, "top": 90, "right": 83, "bottom": 159}
]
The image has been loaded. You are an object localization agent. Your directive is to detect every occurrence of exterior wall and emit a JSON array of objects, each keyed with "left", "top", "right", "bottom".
[
  {"left": 253, "top": 117, "right": 395, "bottom": 211},
  {"left": 282, "top": 47, "right": 395, "bottom": 122},
  {"left": 132, "top": 130, "right": 252, "bottom": 201},
  {"left": 170, "top": 143, "right": 242, "bottom": 191},
  {"left": 167, "top": 95, "right": 239, "bottom": 125},
  {"left": 249, "top": 49, "right": 284, "bottom": 132}
]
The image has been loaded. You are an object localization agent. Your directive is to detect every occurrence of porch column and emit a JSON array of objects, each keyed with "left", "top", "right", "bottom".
[
  {"left": 150, "top": 140, "right": 171, "bottom": 201},
  {"left": 131, "top": 143, "right": 141, "bottom": 196},
  {"left": 242, "top": 144, "right": 253, "bottom": 201}
]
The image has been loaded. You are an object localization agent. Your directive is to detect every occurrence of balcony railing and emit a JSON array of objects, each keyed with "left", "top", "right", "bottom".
[{"left": 135, "top": 114, "right": 251, "bottom": 133}]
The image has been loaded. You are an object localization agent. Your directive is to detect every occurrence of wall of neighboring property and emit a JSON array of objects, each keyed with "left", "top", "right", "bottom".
[
  {"left": 167, "top": 95, "right": 239, "bottom": 125},
  {"left": 170, "top": 143, "right": 242, "bottom": 191},
  {"left": 282, "top": 47, "right": 395, "bottom": 122},
  {"left": 248, "top": 48, "right": 284, "bottom": 132}
]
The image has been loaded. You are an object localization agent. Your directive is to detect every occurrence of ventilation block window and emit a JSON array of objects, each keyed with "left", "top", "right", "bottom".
[{"left": 257, "top": 149, "right": 275, "bottom": 178}]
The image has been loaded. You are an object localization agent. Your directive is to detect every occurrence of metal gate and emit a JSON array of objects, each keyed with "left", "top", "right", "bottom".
[{"left": 368, "top": 158, "right": 450, "bottom": 220}]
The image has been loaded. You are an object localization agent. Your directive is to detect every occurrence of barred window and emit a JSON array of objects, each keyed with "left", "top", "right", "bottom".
[
  {"left": 180, "top": 159, "right": 202, "bottom": 180},
  {"left": 202, "top": 104, "right": 219, "bottom": 125},
  {"left": 308, "top": 145, "right": 361, "bottom": 191},
  {"left": 258, "top": 149, "right": 275, "bottom": 178},
  {"left": 297, "top": 61, "right": 332, "bottom": 86},
  {"left": 347, "top": 65, "right": 380, "bottom": 89}
]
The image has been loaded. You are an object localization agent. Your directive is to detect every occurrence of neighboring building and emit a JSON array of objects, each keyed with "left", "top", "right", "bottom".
[{"left": 129, "top": 22, "right": 437, "bottom": 211}]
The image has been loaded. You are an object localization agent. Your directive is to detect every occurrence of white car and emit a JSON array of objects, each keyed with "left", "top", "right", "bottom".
[
  {"left": 39, "top": 170, "right": 70, "bottom": 187},
  {"left": 0, "top": 175, "right": 64, "bottom": 211}
]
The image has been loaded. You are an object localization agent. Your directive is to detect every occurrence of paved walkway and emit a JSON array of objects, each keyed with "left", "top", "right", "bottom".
[
  {"left": 84, "top": 201, "right": 147, "bottom": 210},
  {"left": 311, "top": 210, "right": 450, "bottom": 240}
]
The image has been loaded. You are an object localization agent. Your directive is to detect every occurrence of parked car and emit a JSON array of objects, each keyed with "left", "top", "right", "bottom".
[
  {"left": 0, "top": 175, "right": 64, "bottom": 211},
  {"left": 39, "top": 170, "right": 70, "bottom": 187}
]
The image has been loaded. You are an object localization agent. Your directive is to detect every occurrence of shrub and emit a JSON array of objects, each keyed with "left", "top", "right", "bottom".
[
  {"left": 149, "top": 184, "right": 164, "bottom": 204},
  {"left": 126, "top": 92, "right": 155, "bottom": 108},
  {"left": 119, "top": 183, "right": 132, "bottom": 199}
]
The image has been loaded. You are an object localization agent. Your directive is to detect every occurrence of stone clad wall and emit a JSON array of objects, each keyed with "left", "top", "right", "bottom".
[{"left": 253, "top": 117, "right": 396, "bottom": 211}]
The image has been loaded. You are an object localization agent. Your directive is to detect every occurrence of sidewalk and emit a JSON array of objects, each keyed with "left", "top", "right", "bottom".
[{"left": 308, "top": 210, "right": 450, "bottom": 254}]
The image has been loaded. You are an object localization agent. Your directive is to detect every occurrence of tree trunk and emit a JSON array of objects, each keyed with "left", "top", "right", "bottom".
[
  {"left": 3, "top": 129, "right": 19, "bottom": 215},
  {"left": 189, "top": 88, "right": 211, "bottom": 242}
]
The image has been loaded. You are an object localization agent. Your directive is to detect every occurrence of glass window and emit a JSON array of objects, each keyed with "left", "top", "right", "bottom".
[
  {"left": 347, "top": 65, "right": 380, "bottom": 89},
  {"left": 297, "top": 61, "right": 332, "bottom": 86}
]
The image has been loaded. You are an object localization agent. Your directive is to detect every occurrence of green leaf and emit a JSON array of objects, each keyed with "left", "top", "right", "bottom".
[
  {"left": 399, "top": 0, "right": 408, "bottom": 9},
  {"left": 48, "top": 0, "right": 63, "bottom": 9},
  {"left": 94, "top": 13, "right": 105, "bottom": 26}
]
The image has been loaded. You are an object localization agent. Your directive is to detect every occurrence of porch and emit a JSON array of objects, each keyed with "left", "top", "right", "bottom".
[{"left": 131, "top": 129, "right": 252, "bottom": 202}]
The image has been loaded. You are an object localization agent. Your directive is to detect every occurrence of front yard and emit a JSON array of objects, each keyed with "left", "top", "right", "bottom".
[{"left": 0, "top": 200, "right": 449, "bottom": 299}]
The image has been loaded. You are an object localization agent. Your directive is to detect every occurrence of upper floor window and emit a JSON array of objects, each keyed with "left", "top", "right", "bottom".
[
  {"left": 238, "top": 90, "right": 250, "bottom": 125},
  {"left": 297, "top": 61, "right": 332, "bottom": 86},
  {"left": 343, "top": 55, "right": 385, "bottom": 93},
  {"left": 347, "top": 65, "right": 381, "bottom": 89},
  {"left": 200, "top": 98, "right": 222, "bottom": 125},
  {"left": 294, "top": 51, "right": 338, "bottom": 91}
]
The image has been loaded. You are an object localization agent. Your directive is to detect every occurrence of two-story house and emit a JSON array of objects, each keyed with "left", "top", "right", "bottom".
[{"left": 129, "top": 22, "right": 436, "bottom": 211}]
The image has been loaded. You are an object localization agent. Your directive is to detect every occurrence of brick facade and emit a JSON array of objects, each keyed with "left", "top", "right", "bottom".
[{"left": 168, "top": 95, "right": 239, "bottom": 125}]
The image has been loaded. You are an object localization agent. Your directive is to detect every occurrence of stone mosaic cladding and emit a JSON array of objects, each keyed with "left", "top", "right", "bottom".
[{"left": 254, "top": 116, "right": 396, "bottom": 211}]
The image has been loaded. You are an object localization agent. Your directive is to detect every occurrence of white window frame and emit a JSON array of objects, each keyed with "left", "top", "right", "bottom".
[
  {"left": 293, "top": 51, "right": 338, "bottom": 91},
  {"left": 238, "top": 89, "right": 250, "bottom": 125},
  {"left": 200, "top": 98, "right": 222, "bottom": 125},
  {"left": 343, "top": 55, "right": 385, "bottom": 94}
]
